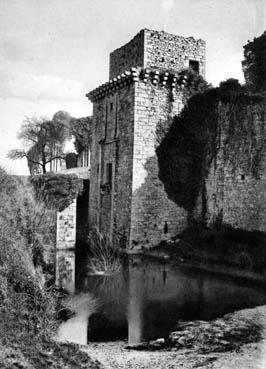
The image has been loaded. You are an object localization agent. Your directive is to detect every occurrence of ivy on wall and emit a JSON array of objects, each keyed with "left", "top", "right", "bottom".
[
  {"left": 156, "top": 78, "right": 265, "bottom": 221},
  {"left": 220, "top": 100, "right": 266, "bottom": 178},
  {"left": 242, "top": 31, "right": 266, "bottom": 92},
  {"left": 30, "top": 173, "right": 83, "bottom": 212}
]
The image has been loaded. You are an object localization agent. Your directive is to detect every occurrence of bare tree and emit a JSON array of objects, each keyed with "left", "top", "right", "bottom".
[{"left": 8, "top": 113, "right": 71, "bottom": 174}]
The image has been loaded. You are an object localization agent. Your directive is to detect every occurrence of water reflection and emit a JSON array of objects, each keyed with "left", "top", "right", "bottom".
[
  {"left": 56, "top": 250, "right": 75, "bottom": 293},
  {"left": 58, "top": 293, "right": 97, "bottom": 345},
  {"left": 57, "top": 254, "right": 266, "bottom": 345}
]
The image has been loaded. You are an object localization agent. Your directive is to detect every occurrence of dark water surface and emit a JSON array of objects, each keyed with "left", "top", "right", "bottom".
[{"left": 58, "top": 256, "right": 266, "bottom": 345}]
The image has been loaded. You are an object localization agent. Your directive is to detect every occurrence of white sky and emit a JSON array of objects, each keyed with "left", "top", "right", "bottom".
[{"left": 0, "top": 0, "right": 265, "bottom": 175}]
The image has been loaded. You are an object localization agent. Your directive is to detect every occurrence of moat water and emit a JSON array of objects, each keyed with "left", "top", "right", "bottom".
[{"left": 58, "top": 255, "right": 266, "bottom": 345}]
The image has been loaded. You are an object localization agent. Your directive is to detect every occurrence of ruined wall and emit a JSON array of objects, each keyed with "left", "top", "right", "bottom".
[
  {"left": 109, "top": 29, "right": 206, "bottom": 80},
  {"left": 89, "top": 84, "right": 135, "bottom": 247},
  {"left": 109, "top": 31, "right": 145, "bottom": 79},
  {"left": 56, "top": 199, "right": 77, "bottom": 251},
  {"left": 143, "top": 29, "right": 205, "bottom": 77},
  {"left": 206, "top": 100, "right": 266, "bottom": 232},
  {"left": 56, "top": 200, "right": 76, "bottom": 290},
  {"left": 130, "top": 81, "right": 188, "bottom": 247}
]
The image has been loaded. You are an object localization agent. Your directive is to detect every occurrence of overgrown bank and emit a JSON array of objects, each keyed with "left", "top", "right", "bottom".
[{"left": 0, "top": 168, "right": 100, "bottom": 369}]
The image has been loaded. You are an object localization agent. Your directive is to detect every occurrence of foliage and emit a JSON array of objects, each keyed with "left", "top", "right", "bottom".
[
  {"left": 157, "top": 88, "right": 219, "bottom": 213},
  {"left": 220, "top": 100, "right": 266, "bottom": 177},
  {"left": 0, "top": 168, "right": 56, "bottom": 272},
  {"left": 0, "top": 167, "right": 56, "bottom": 350},
  {"left": 0, "top": 167, "right": 100, "bottom": 369},
  {"left": 180, "top": 69, "right": 211, "bottom": 100},
  {"left": 8, "top": 113, "right": 71, "bottom": 174},
  {"left": 242, "top": 30, "right": 266, "bottom": 92},
  {"left": 9, "top": 111, "right": 92, "bottom": 174},
  {"left": 87, "top": 229, "right": 121, "bottom": 275},
  {"left": 219, "top": 78, "right": 242, "bottom": 92},
  {"left": 156, "top": 81, "right": 265, "bottom": 220},
  {"left": 30, "top": 173, "right": 83, "bottom": 211},
  {"left": 69, "top": 116, "right": 92, "bottom": 153}
]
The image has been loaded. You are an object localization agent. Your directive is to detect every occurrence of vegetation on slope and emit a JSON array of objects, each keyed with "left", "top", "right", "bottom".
[
  {"left": 30, "top": 172, "right": 83, "bottom": 211},
  {"left": 0, "top": 168, "right": 100, "bottom": 369}
]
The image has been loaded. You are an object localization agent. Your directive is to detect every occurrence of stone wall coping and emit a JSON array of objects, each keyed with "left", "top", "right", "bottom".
[
  {"left": 86, "top": 67, "right": 188, "bottom": 102},
  {"left": 57, "top": 167, "right": 90, "bottom": 179}
]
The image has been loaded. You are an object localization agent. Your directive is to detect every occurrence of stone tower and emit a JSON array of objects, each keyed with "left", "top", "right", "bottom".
[{"left": 87, "top": 29, "right": 206, "bottom": 249}]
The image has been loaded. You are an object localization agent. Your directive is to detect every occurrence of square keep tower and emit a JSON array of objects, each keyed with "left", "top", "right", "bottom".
[
  {"left": 109, "top": 29, "right": 205, "bottom": 79},
  {"left": 87, "top": 29, "right": 206, "bottom": 249}
]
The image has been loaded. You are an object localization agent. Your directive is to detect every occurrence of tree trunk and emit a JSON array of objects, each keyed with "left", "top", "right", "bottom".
[{"left": 42, "top": 148, "right": 46, "bottom": 173}]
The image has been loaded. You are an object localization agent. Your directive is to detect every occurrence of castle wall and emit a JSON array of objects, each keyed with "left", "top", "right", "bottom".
[
  {"left": 206, "top": 100, "right": 266, "bottom": 232},
  {"left": 109, "top": 31, "right": 145, "bottom": 79},
  {"left": 143, "top": 29, "right": 206, "bottom": 77},
  {"left": 130, "top": 81, "right": 188, "bottom": 247},
  {"left": 90, "top": 29, "right": 207, "bottom": 249},
  {"left": 89, "top": 84, "right": 135, "bottom": 247},
  {"left": 56, "top": 200, "right": 76, "bottom": 290},
  {"left": 109, "top": 29, "right": 206, "bottom": 80},
  {"left": 56, "top": 199, "right": 77, "bottom": 251}
]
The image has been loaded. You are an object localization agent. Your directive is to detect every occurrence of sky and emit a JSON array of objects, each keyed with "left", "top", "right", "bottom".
[{"left": 0, "top": 0, "right": 265, "bottom": 175}]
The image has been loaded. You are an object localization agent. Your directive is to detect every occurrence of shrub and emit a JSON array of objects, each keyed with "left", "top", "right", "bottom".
[
  {"left": 87, "top": 229, "right": 121, "bottom": 275},
  {"left": 30, "top": 173, "right": 83, "bottom": 211}
]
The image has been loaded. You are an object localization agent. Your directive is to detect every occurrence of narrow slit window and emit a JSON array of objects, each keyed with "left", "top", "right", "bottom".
[{"left": 106, "top": 163, "right": 113, "bottom": 188}]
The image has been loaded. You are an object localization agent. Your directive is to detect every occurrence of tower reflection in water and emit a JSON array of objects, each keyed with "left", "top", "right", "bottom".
[{"left": 57, "top": 255, "right": 266, "bottom": 345}]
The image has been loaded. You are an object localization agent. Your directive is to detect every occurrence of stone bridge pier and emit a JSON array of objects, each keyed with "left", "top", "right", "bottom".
[{"left": 55, "top": 167, "right": 90, "bottom": 292}]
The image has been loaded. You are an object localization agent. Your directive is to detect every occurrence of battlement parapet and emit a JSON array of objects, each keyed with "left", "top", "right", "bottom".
[{"left": 87, "top": 67, "right": 189, "bottom": 102}]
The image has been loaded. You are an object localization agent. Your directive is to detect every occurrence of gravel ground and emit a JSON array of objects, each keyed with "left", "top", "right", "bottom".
[
  {"left": 83, "top": 340, "right": 266, "bottom": 369},
  {"left": 82, "top": 305, "right": 266, "bottom": 369}
]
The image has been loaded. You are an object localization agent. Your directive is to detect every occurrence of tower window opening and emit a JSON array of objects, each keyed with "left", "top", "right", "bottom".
[
  {"left": 164, "top": 221, "right": 168, "bottom": 234},
  {"left": 189, "top": 60, "right": 200, "bottom": 73}
]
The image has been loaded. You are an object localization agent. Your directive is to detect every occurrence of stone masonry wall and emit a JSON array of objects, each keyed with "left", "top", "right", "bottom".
[
  {"left": 90, "top": 28, "right": 206, "bottom": 249},
  {"left": 56, "top": 199, "right": 77, "bottom": 250},
  {"left": 89, "top": 84, "right": 135, "bottom": 247},
  {"left": 56, "top": 199, "right": 76, "bottom": 289},
  {"left": 109, "top": 30, "right": 144, "bottom": 79},
  {"left": 143, "top": 29, "right": 206, "bottom": 77},
  {"left": 109, "top": 29, "right": 206, "bottom": 80},
  {"left": 206, "top": 100, "right": 266, "bottom": 232},
  {"left": 130, "top": 81, "right": 188, "bottom": 247}
]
